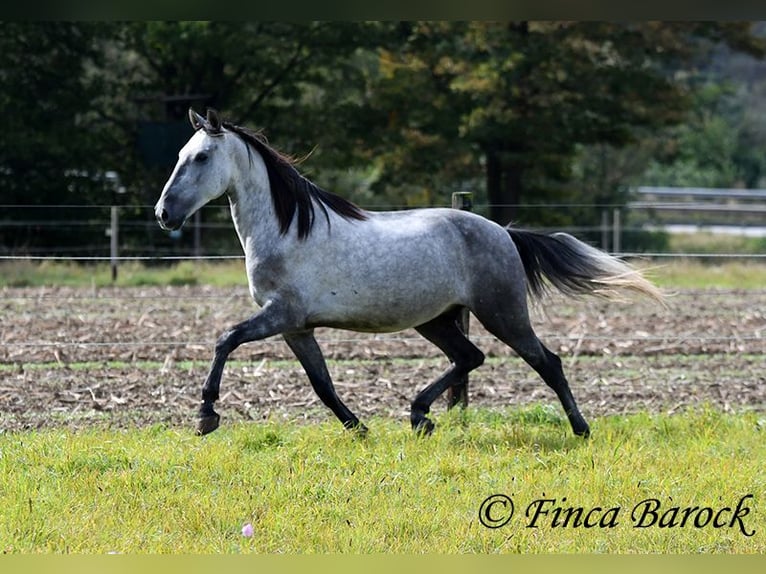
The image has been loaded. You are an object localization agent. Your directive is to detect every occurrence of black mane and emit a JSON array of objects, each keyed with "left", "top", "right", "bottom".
[{"left": 219, "top": 122, "right": 367, "bottom": 239}]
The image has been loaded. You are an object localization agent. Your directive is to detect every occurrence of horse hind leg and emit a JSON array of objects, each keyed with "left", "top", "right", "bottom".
[
  {"left": 529, "top": 342, "right": 590, "bottom": 437},
  {"left": 475, "top": 307, "right": 590, "bottom": 437},
  {"left": 411, "top": 308, "right": 485, "bottom": 435}
]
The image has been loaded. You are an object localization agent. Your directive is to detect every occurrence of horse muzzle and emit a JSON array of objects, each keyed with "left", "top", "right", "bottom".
[{"left": 155, "top": 201, "right": 186, "bottom": 232}]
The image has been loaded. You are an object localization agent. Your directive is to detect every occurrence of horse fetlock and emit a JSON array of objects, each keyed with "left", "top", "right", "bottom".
[
  {"left": 567, "top": 411, "right": 590, "bottom": 438},
  {"left": 413, "top": 417, "right": 435, "bottom": 436}
]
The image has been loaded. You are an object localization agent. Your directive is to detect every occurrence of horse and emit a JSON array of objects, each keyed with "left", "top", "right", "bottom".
[{"left": 155, "top": 108, "right": 663, "bottom": 439}]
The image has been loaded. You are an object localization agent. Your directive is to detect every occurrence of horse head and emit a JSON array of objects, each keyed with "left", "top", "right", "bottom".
[{"left": 154, "top": 108, "right": 234, "bottom": 231}]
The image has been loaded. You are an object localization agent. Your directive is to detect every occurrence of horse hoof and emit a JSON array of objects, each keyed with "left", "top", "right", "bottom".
[
  {"left": 197, "top": 412, "right": 220, "bottom": 436},
  {"left": 344, "top": 420, "right": 369, "bottom": 437},
  {"left": 572, "top": 422, "right": 590, "bottom": 438},
  {"left": 413, "top": 418, "right": 435, "bottom": 436}
]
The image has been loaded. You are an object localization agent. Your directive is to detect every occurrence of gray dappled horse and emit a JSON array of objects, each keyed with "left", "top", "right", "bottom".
[{"left": 155, "top": 109, "right": 663, "bottom": 439}]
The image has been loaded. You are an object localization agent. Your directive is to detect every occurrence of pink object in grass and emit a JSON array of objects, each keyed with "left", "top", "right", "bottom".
[{"left": 241, "top": 523, "right": 254, "bottom": 538}]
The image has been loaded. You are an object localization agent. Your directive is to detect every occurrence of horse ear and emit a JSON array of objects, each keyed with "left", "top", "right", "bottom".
[
  {"left": 189, "top": 108, "right": 206, "bottom": 131},
  {"left": 206, "top": 108, "right": 222, "bottom": 132}
]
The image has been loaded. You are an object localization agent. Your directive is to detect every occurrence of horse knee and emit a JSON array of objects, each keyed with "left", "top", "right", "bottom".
[{"left": 214, "top": 329, "right": 237, "bottom": 357}]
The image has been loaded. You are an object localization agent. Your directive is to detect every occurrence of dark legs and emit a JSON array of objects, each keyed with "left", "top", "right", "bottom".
[
  {"left": 522, "top": 341, "right": 590, "bottom": 437},
  {"left": 283, "top": 330, "right": 367, "bottom": 435},
  {"left": 411, "top": 309, "right": 485, "bottom": 434},
  {"left": 197, "top": 300, "right": 296, "bottom": 435},
  {"left": 197, "top": 300, "right": 588, "bottom": 439},
  {"left": 411, "top": 305, "right": 589, "bottom": 438},
  {"left": 197, "top": 298, "right": 366, "bottom": 436},
  {"left": 476, "top": 310, "right": 590, "bottom": 437}
]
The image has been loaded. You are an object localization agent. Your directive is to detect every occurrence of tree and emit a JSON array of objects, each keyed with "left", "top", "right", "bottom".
[
  {"left": 0, "top": 22, "right": 389, "bottom": 254},
  {"left": 0, "top": 22, "right": 123, "bottom": 253},
  {"left": 0, "top": 22, "right": 117, "bottom": 205},
  {"left": 356, "top": 22, "right": 766, "bottom": 225},
  {"left": 119, "top": 22, "right": 384, "bottom": 146},
  {"left": 4, "top": 22, "right": 765, "bottom": 256},
  {"left": 640, "top": 33, "right": 766, "bottom": 190}
]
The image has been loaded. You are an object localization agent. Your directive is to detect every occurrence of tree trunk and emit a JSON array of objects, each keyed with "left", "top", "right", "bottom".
[{"left": 485, "top": 148, "right": 523, "bottom": 226}]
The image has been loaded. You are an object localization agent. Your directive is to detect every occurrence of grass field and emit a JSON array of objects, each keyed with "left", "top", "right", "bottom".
[
  {"left": 1, "top": 407, "right": 764, "bottom": 553},
  {"left": 2, "top": 257, "right": 766, "bottom": 289}
]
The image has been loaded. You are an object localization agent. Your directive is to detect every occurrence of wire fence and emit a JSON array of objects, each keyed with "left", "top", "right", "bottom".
[
  {"left": 1, "top": 195, "right": 764, "bottom": 359},
  {"left": 2, "top": 200, "right": 765, "bottom": 262}
]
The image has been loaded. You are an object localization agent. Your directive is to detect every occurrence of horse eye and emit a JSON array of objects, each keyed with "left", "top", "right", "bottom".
[{"left": 194, "top": 152, "right": 209, "bottom": 163}]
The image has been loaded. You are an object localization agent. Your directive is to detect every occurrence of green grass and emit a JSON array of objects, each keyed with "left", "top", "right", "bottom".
[
  {"left": 645, "top": 260, "right": 766, "bottom": 290},
  {"left": 2, "top": 242, "right": 764, "bottom": 555},
  {"left": 666, "top": 233, "right": 766, "bottom": 256},
  {"left": 2, "top": 257, "right": 765, "bottom": 290},
  {"left": 0, "top": 260, "right": 247, "bottom": 288},
  {"left": 1, "top": 406, "right": 763, "bottom": 553}
]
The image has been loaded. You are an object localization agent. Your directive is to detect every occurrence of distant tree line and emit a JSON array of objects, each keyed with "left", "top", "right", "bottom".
[{"left": 1, "top": 21, "right": 764, "bottom": 255}]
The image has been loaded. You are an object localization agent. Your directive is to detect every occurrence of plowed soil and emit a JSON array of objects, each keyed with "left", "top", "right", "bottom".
[{"left": 1, "top": 286, "right": 764, "bottom": 432}]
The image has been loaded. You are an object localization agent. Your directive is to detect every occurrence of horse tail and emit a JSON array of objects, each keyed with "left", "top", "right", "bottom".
[{"left": 506, "top": 228, "right": 665, "bottom": 303}]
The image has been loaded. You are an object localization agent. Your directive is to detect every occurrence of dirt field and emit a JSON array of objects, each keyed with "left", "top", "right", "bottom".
[{"left": 1, "top": 285, "right": 764, "bottom": 431}]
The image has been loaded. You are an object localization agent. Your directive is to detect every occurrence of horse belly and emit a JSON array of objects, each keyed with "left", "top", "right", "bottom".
[{"left": 305, "top": 274, "right": 460, "bottom": 333}]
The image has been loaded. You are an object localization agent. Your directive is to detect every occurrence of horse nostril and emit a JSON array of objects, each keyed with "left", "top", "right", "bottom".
[{"left": 160, "top": 209, "right": 169, "bottom": 223}]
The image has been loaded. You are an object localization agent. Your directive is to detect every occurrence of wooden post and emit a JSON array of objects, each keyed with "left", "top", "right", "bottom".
[
  {"left": 612, "top": 207, "right": 621, "bottom": 255},
  {"left": 447, "top": 191, "right": 473, "bottom": 409},
  {"left": 110, "top": 206, "right": 119, "bottom": 282},
  {"left": 193, "top": 210, "right": 202, "bottom": 258}
]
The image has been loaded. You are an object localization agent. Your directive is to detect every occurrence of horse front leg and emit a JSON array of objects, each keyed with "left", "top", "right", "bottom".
[
  {"left": 198, "top": 299, "right": 297, "bottom": 436},
  {"left": 283, "top": 330, "right": 367, "bottom": 435}
]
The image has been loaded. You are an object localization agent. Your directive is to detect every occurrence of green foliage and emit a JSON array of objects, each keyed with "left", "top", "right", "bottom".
[
  {"left": 2, "top": 22, "right": 766, "bottom": 255},
  {"left": 665, "top": 233, "right": 766, "bottom": 256},
  {"left": 0, "top": 408, "right": 763, "bottom": 552},
  {"left": 0, "top": 21, "right": 123, "bottom": 244},
  {"left": 651, "top": 260, "right": 766, "bottom": 290},
  {"left": 641, "top": 84, "right": 761, "bottom": 188},
  {"left": 356, "top": 22, "right": 765, "bottom": 226}
]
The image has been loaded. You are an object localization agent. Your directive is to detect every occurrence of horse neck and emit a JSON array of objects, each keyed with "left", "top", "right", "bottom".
[{"left": 226, "top": 154, "right": 286, "bottom": 260}]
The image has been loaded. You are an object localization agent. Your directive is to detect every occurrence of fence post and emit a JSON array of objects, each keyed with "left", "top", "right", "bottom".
[
  {"left": 447, "top": 191, "right": 473, "bottom": 409},
  {"left": 110, "top": 206, "right": 119, "bottom": 282},
  {"left": 193, "top": 210, "right": 202, "bottom": 258},
  {"left": 612, "top": 207, "right": 622, "bottom": 255}
]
